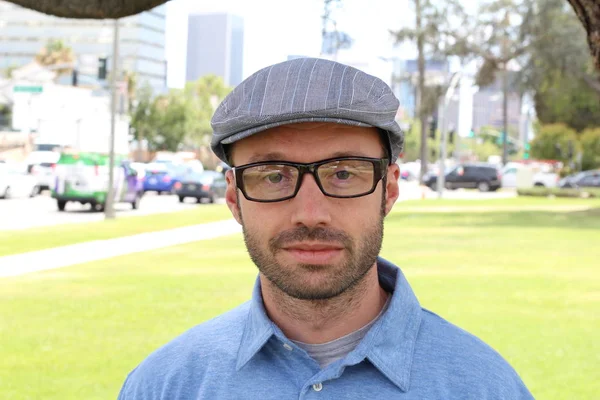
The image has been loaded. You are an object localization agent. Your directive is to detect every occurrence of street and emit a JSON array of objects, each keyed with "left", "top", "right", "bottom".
[
  {"left": 0, "top": 183, "right": 516, "bottom": 231},
  {"left": 397, "top": 181, "right": 517, "bottom": 201},
  {"left": 0, "top": 192, "right": 217, "bottom": 231}
]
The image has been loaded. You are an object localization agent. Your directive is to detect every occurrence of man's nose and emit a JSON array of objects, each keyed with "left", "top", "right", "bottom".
[{"left": 289, "top": 173, "right": 332, "bottom": 227}]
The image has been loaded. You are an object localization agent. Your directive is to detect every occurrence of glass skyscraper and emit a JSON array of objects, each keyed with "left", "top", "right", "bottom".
[{"left": 186, "top": 13, "right": 244, "bottom": 87}]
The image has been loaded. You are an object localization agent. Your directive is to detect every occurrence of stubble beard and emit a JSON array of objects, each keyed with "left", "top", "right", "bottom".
[{"left": 239, "top": 189, "right": 386, "bottom": 302}]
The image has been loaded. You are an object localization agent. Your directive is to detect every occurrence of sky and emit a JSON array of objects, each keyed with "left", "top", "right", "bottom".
[{"left": 165, "top": 0, "right": 415, "bottom": 88}]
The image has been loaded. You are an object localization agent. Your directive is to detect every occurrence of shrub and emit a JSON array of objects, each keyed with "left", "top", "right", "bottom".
[
  {"left": 518, "top": 187, "right": 600, "bottom": 198},
  {"left": 580, "top": 128, "right": 600, "bottom": 171}
]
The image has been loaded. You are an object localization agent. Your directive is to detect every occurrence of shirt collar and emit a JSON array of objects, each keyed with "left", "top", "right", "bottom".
[
  {"left": 235, "top": 279, "right": 275, "bottom": 371},
  {"left": 236, "top": 257, "right": 423, "bottom": 392},
  {"left": 354, "top": 257, "right": 422, "bottom": 392}
]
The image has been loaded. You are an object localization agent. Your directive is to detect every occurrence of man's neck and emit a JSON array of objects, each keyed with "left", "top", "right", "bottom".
[{"left": 260, "top": 265, "right": 389, "bottom": 344}]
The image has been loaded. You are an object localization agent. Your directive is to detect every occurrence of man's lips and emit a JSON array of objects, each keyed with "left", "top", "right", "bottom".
[
  {"left": 280, "top": 243, "right": 345, "bottom": 264},
  {"left": 281, "top": 243, "right": 344, "bottom": 251}
]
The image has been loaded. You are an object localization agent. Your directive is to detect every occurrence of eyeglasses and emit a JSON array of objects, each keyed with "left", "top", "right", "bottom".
[{"left": 233, "top": 156, "right": 389, "bottom": 203}]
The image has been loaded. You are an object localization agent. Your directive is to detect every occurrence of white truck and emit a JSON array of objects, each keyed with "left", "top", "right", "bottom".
[
  {"left": 15, "top": 83, "right": 131, "bottom": 190},
  {"left": 26, "top": 117, "right": 130, "bottom": 192},
  {"left": 501, "top": 162, "right": 560, "bottom": 189}
]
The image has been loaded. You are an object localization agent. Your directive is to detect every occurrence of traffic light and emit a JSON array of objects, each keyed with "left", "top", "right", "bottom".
[
  {"left": 71, "top": 69, "right": 78, "bottom": 86},
  {"left": 524, "top": 143, "right": 530, "bottom": 160},
  {"left": 496, "top": 131, "right": 506, "bottom": 145},
  {"left": 448, "top": 130, "right": 455, "bottom": 144},
  {"left": 468, "top": 128, "right": 475, "bottom": 138},
  {"left": 98, "top": 57, "right": 108, "bottom": 80},
  {"left": 429, "top": 118, "right": 438, "bottom": 139}
]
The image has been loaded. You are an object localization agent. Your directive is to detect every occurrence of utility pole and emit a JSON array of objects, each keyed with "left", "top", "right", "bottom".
[
  {"left": 105, "top": 18, "right": 119, "bottom": 220},
  {"left": 501, "top": 11, "right": 510, "bottom": 166},
  {"left": 415, "top": 0, "right": 428, "bottom": 183}
]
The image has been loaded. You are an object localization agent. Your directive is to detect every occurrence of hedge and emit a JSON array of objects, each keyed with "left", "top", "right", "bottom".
[{"left": 517, "top": 187, "right": 600, "bottom": 198}]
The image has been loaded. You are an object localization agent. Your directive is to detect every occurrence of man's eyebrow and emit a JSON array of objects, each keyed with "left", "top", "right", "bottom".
[
  {"left": 247, "top": 151, "right": 375, "bottom": 164},
  {"left": 328, "top": 151, "right": 373, "bottom": 158},
  {"left": 247, "top": 152, "right": 288, "bottom": 163}
]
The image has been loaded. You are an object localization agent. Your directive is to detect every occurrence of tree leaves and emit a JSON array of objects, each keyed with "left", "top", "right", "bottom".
[
  {"left": 34, "top": 39, "right": 74, "bottom": 78},
  {"left": 129, "top": 75, "right": 232, "bottom": 152}
]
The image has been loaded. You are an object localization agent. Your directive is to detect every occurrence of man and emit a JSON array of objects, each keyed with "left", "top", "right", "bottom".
[{"left": 118, "top": 58, "right": 533, "bottom": 399}]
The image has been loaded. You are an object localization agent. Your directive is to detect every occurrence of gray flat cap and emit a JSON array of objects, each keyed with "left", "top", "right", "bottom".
[{"left": 210, "top": 57, "right": 404, "bottom": 164}]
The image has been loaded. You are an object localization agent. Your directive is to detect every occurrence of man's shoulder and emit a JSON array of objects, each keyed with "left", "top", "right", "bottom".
[
  {"left": 414, "top": 308, "right": 532, "bottom": 398},
  {"left": 118, "top": 302, "right": 251, "bottom": 399}
]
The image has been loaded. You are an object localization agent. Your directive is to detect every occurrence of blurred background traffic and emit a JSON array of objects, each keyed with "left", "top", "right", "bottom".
[{"left": 1, "top": 0, "right": 599, "bottom": 229}]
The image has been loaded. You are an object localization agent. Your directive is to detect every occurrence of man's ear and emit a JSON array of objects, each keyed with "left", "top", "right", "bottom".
[
  {"left": 225, "top": 170, "right": 242, "bottom": 224},
  {"left": 384, "top": 163, "right": 400, "bottom": 215}
]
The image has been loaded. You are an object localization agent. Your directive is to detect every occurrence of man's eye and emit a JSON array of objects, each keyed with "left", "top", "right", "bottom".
[
  {"left": 335, "top": 170, "right": 351, "bottom": 180},
  {"left": 267, "top": 173, "right": 283, "bottom": 183}
]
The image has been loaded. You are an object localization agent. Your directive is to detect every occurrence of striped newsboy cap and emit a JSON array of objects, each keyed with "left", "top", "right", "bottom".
[{"left": 210, "top": 57, "right": 404, "bottom": 164}]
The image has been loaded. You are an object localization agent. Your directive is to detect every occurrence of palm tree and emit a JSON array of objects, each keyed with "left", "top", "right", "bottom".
[{"left": 35, "top": 39, "right": 75, "bottom": 79}]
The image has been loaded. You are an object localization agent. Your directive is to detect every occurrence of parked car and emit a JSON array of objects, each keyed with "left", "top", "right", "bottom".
[
  {"left": 425, "top": 163, "right": 501, "bottom": 192},
  {"left": 52, "top": 152, "right": 143, "bottom": 211},
  {"left": 0, "top": 162, "right": 39, "bottom": 199},
  {"left": 501, "top": 162, "right": 559, "bottom": 188},
  {"left": 559, "top": 170, "right": 600, "bottom": 189},
  {"left": 142, "top": 162, "right": 178, "bottom": 194},
  {"left": 26, "top": 151, "right": 61, "bottom": 192},
  {"left": 126, "top": 162, "right": 148, "bottom": 188},
  {"left": 174, "top": 170, "right": 226, "bottom": 203},
  {"left": 398, "top": 161, "right": 420, "bottom": 181}
]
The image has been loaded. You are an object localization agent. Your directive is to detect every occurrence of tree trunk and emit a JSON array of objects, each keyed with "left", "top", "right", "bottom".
[
  {"left": 4, "top": 0, "right": 168, "bottom": 19},
  {"left": 502, "top": 64, "right": 509, "bottom": 166},
  {"left": 566, "top": 0, "right": 600, "bottom": 70},
  {"left": 415, "top": 0, "right": 428, "bottom": 183},
  {"left": 502, "top": 12, "right": 510, "bottom": 166}
]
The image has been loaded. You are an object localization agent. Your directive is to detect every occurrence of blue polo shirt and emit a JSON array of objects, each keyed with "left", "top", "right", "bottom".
[{"left": 118, "top": 258, "right": 533, "bottom": 399}]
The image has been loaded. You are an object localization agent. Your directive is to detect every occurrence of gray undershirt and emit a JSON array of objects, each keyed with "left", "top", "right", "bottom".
[{"left": 291, "top": 295, "right": 391, "bottom": 369}]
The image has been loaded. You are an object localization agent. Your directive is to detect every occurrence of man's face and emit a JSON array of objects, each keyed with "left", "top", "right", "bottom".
[{"left": 225, "top": 123, "right": 400, "bottom": 301}]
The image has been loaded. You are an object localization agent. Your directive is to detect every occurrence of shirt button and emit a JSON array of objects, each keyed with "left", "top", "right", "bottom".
[
  {"left": 283, "top": 343, "right": 293, "bottom": 351},
  {"left": 312, "top": 383, "right": 323, "bottom": 392}
]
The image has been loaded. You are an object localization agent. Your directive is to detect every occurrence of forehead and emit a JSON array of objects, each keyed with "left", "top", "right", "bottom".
[{"left": 230, "top": 122, "right": 383, "bottom": 165}]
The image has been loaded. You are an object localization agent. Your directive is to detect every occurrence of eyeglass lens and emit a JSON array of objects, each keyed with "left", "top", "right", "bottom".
[{"left": 241, "top": 159, "right": 376, "bottom": 201}]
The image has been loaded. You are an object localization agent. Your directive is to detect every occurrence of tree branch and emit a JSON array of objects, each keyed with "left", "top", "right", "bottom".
[
  {"left": 566, "top": 0, "right": 600, "bottom": 70},
  {"left": 582, "top": 73, "right": 600, "bottom": 95},
  {"left": 4, "top": 0, "right": 169, "bottom": 19}
]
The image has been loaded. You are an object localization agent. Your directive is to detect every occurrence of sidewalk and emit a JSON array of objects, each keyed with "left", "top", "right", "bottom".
[{"left": 0, "top": 219, "right": 242, "bottom": 278}]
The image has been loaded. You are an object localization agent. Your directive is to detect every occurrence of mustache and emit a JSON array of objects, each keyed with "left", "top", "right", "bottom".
[{"left": 269, "top": 226, "right": 353, "bottom": 251}]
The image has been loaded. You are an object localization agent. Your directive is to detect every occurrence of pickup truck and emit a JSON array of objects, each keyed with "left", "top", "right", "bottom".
[{"left": 501, "top": 162, "right": 559, "bottom": 188}]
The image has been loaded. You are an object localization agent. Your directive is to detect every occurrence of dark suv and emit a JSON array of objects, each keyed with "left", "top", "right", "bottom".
[{"left": 425, "top": 163, "right": 501, "bottom": 192}]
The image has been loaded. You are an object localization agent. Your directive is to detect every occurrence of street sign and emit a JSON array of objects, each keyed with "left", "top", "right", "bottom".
[{"left": 13, "top": 85, "right": 43, "bottom": 93}]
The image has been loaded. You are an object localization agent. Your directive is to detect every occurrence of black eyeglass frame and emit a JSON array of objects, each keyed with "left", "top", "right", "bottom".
[{"left": 233, "top": 156, "right": 390, "bottom": 203}]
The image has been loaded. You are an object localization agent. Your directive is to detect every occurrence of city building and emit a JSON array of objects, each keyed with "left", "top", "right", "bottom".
[
  {"left": 0, "top": 1, "right": 167, "bottom": 92},
  {"left": 185, "top": 13, "right": 244, "bottom": 87},
  {"left": 394, "top": 59, "right": 529, "bottom": 146},
  {"left": 393, "top": 59, "right": 451, "bottom": 120},
  {"left": 443, "top": 70, "right": 523, "bottom": 139}
]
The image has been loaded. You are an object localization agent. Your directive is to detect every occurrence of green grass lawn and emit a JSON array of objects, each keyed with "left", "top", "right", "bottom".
[
  {"left": 0, "top": 205, "right": 233, "bottom": 257},
  {"left": 3, "top": 196, "right": 598, "bottom": 258},
  {"left": 397, "top": 196, "right": 600, "bottom": 208},
  {"left": 0, "top": 200, "right": 599, "bottom": 399}
]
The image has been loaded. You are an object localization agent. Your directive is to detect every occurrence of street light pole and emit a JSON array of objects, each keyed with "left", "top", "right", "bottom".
[
  {"left": 436, "top": 72, "right": 462, "bottom": 198},
  {"left": 105, "top": 18, "right": 119, "bottom": 220}
]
